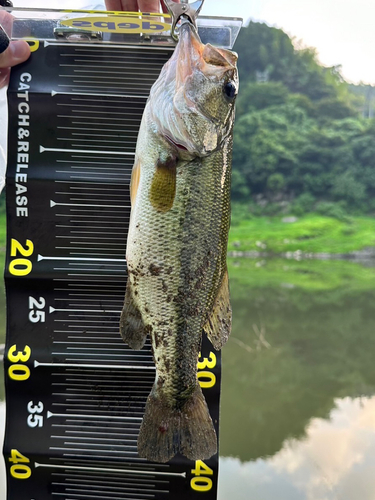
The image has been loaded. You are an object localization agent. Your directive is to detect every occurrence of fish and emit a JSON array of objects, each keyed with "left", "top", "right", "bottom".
[{"left": 120, "top": 20, "right": 238, "bottom": 463}]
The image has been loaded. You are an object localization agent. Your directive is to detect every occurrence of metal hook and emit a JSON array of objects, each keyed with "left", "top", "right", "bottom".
[{"left": 162, "top": 0, "right": 204, "bottom": 41}]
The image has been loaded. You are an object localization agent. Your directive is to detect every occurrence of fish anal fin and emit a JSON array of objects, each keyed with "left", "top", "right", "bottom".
[
  {"left": 120, "top": 280, "right": 148, "bottom": 350},
  {"left": 204, "top": 269, "right": 232, "bottom": 350},
  {"left": 149, "top": 156, "right": 177, "bottom": 213},
  {"left": 130, "top": 158, "right": 141, "bottom": 206},
  {"left": 137, "top": 383, "right": 217, "bottom": 463}
]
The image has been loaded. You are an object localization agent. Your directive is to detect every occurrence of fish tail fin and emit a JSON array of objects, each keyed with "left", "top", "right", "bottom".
[
  {"left": 138, "top": 383, "right": 217, "bottom": 463},
  {"left": 120, "top": 281, "right": 148, "bottom": 350}
]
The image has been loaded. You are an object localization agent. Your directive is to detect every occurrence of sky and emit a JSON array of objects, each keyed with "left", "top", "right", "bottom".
[
  {"left": 219, "top": 396, "right": 375, "bottom": 500},
  {"left": 200, "top": 0, "right": 375, "bottom": 85},
  {"left": 13, "top": 0, "right": 375, "bottom": 84}
]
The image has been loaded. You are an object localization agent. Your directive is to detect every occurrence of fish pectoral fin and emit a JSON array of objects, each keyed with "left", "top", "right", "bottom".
[
  {"left": 130, "top": 157, "right": 141, "bottom": 206},
  {"left": 120, "top": 281, "right": 148, "bottom": 350},
  {"left": 137, "top": 383, "right": 217, "bottom": 463},
  {"left": 149, "top": 156, "right": 177, "bottom": 213},
  {"left": 203, "top": 268, "right": 232, "bottom": 350}
]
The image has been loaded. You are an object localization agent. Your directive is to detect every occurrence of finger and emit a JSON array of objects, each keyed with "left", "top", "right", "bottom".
[
  {"left": 0, "top": 11, "right": 14, "bottom": 35},
  {"left": 105, "top": 0, "right": 137, "bottom": 11},
  {"left": 104, "top": 0, "right": 122, "bottom": 10},
  {"left": 0, "top": 40, "right": 30, "bottom": 68},
  {"left": 120, "top": 0, "right": 139, "bottom": 11},
  {"left": 137, "top": 0, "right": 162, "bottom": 13}
]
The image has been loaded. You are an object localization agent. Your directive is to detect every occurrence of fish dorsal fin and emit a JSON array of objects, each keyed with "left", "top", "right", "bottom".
[
  {"left": 202, "top": 44, "right": 237, "bottom": 69},
  {"left": 130, "top": 158, "right": 141, "bottom": 206},
  {"left": 203, "top": 268, "right": 232, "bottom": 350},
  {"left": 215, "top": 47, "right": 238, "bottom": 67}
]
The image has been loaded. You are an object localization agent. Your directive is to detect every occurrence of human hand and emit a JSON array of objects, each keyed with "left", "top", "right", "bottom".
[
  {"left": 105, "top": 0, "right": 179, "bottom": 14},
  {"left": 0, "top": 11, "right": 31, "bottom": 88}
]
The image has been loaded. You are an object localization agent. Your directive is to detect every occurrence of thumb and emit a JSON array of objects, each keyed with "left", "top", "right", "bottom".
[{"left": 0, "top": 39, "right": 31, "bottom": 68}]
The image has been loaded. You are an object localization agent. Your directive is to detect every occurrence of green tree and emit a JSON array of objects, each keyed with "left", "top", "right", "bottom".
[
  {"left": 236, "top": 81, "right": 289, "bottom": 116},
  {"left": 231, "top": 21, "right": 373, "bottom": 214}
]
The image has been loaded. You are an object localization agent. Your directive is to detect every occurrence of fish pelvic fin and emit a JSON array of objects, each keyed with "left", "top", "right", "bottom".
[
  {"left": 203, "top": 268, "right": 232, "bottom": 350},
  {"left": 119, "top": 281, "right": 148, "bottom": 350},
  {"left": 137, "top": 383, "right": 217, "bottom": 463}
]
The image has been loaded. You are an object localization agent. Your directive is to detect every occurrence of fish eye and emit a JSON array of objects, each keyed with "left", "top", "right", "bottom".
[{"left": 223, "top": 81, "right": 237, "bottom": 100}]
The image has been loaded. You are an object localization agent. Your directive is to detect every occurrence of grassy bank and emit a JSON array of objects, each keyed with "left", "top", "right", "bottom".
[{"left": 229, "top": 212, "right": 375, "bottom": 254}]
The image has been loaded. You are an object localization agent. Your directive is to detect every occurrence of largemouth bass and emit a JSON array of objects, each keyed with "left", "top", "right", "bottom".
[{"left": 120, "top": 21, "right": 238, "bottom": 463}]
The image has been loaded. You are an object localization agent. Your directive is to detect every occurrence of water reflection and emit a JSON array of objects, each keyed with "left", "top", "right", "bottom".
[
  {"left": 221, "top": 258, "right": 375, "bottom": 463},
  {"left": 219, "top": 396, "right": 375, "bottom": 500},
  {"left": 1, "top": 257, "right": 375, "bottom": 499}
]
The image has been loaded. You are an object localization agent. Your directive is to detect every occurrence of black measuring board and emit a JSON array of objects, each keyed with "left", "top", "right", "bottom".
[{"left": 3, "top": 40, "right": 222, "bottom": 499}]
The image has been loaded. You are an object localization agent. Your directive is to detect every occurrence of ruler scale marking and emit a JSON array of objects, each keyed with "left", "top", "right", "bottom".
[{"left": 4, "top": 35, "right": 220, "bottom": 500}]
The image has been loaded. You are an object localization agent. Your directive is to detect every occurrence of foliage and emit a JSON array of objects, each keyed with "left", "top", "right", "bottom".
[
  {"left": 0, "top": 190, "right": 5, "bottom": 214},
  {"left": 0, "top": 212, "right": 5, "bottom": 249},
  {"left": 232, "top": 22, "right": 375, "bottom": 216},
  {"left": 349, "top": 83, "right": 375, "bottom": 118},
  {"left": 236, "top": 81, "right": 289, "bottom": 115},
  {"left": 291, "top": 193, "right": 315, "bottom": 215},
  {"left": 315, "top": 201, "right": 349, "bottom": 221},
  {"left": 267, "top": 172, "right": 285, "bottom": 192}
]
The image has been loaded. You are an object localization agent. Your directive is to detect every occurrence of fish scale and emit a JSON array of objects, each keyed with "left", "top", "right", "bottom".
[
  {"left": 120, "top": 21, "right": 238, "bottom": 463},
  {"left": 3, "top": 8, "right": 240, "bottom": 499}
]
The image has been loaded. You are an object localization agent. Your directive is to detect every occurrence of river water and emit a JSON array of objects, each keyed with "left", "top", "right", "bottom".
[{"left": 1, "top": 257, "right": 375, "bottom": 499}]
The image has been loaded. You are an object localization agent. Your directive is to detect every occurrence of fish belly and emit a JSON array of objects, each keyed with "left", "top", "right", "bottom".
[{"left": 121, "top": 135, "right": 232, "bottom": 462}]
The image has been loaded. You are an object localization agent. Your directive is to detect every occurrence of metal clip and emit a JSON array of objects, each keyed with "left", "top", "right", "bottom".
[
  {"left": 162, "top": 0, "right": 204, "bottom": 41},
  {"left": 0, "top": 1, "right": 13, "bottom": 7},
  {"left": 54, "top": 24, "right": 103, "bottom": 42}
]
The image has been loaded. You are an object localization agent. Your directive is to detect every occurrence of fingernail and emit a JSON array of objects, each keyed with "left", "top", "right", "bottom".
[{"left": 0, "top": 26, "right": 10, "bottom": 54}]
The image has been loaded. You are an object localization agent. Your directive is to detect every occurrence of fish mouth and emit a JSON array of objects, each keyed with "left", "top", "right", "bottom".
[{"left": 174, "top": 22, "right": 203, "bottom": 86}]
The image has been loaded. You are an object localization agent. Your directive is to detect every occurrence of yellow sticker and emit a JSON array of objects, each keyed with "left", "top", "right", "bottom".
[
  {"left": 25, "top": 39, "right": 40, "bottom": 52},
  {"left": 62, "top": 10, "right": 169, "bottom": 17},
  {"left": 60, "top": 16, "right": 170, "bottom": 34}
]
